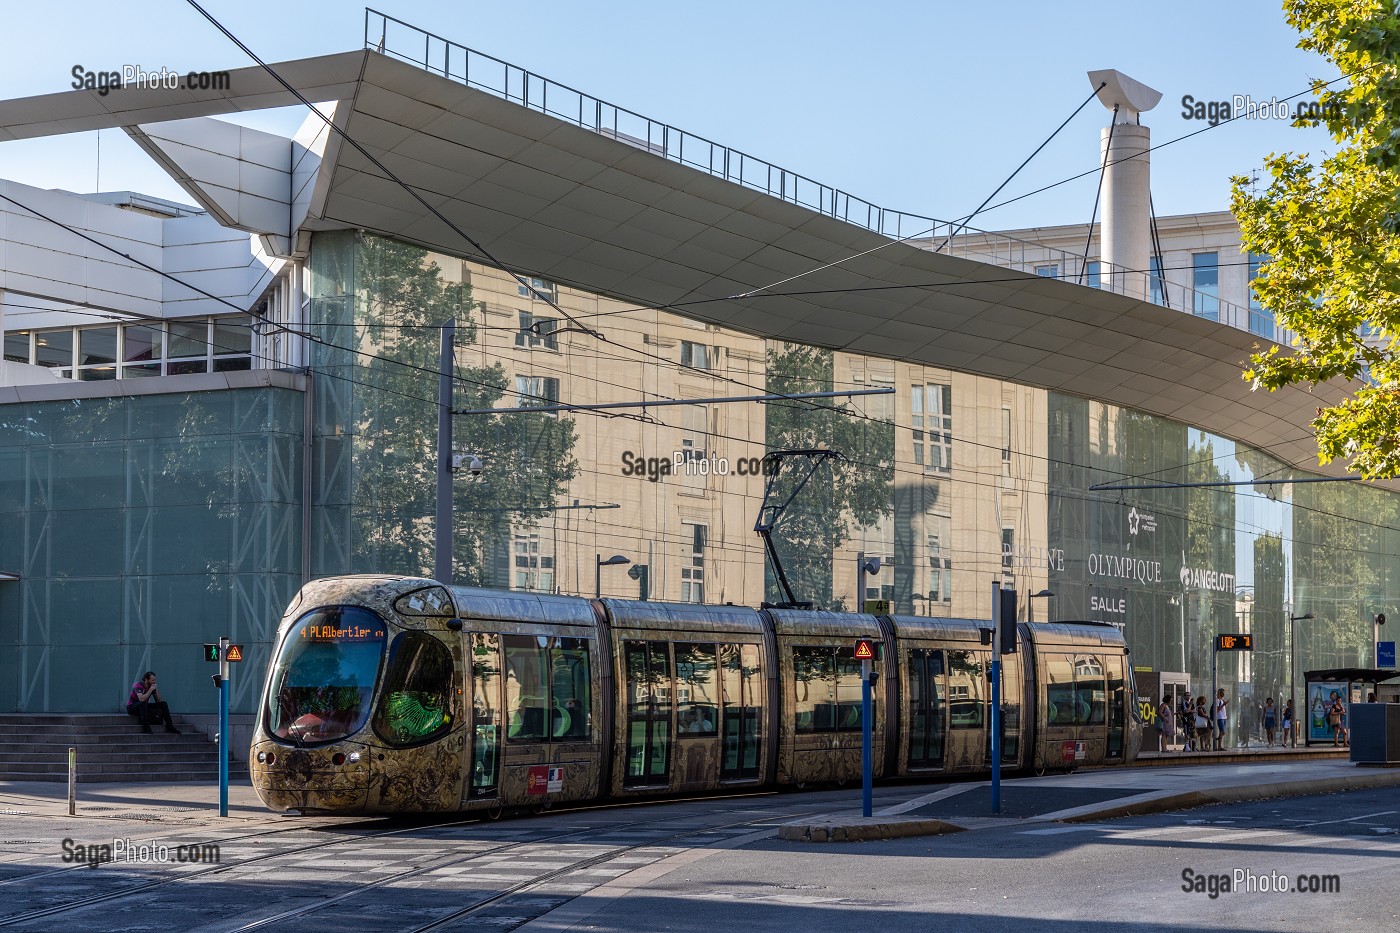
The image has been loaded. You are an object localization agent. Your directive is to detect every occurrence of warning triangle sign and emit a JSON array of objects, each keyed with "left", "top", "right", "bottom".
[
  {"left": 854, "top": 639, "right": 875, "bottom": 660},
  {"left": 227, "top": 644, "right": 244, "bottom": 662}
]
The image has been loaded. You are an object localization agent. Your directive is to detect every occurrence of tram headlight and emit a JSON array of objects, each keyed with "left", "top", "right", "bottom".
[
  {"left": 332, "top": 753, "right": 346, "bottom": 766},
  {"left": 348, "top": 752, "right": 361, "bottom": 763}
]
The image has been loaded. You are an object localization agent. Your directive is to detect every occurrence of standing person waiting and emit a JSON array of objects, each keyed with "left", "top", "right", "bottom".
[
  {"left": 127, "top": 671, "right": 180, "bottom": 735},
  {"left": 1214, "top": 688, "right": 1230, "bottom": 751},
  {"left": 1281, "top": 699, "right": 1295, "bottom": 748},
  {"left": 1262, "top": 697, "right": 1277, "bottom": 747},
  {"left": 1158, "top": 694, "right": 1177, "bottom": 752}
]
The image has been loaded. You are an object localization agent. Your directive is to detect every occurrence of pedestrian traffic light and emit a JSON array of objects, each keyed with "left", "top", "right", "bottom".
[
  {"left": 999, "top": 588, "right": 1018, "bottom": 654},
  {"left": 204, "top": 643, "right": 219, "bottom": 662}
]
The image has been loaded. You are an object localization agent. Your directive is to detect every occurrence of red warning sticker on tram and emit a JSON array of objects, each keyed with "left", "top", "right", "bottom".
[
  {"left": 527, "top": 765, "right": 549, "bottom": 795},
  {"left": 854, "top": 638, "right": 875, "bottom": 660}
]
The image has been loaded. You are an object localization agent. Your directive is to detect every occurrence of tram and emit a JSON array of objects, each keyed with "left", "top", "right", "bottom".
[{"left": 251, "top": 575, "right": 1141, "bottom": 814}]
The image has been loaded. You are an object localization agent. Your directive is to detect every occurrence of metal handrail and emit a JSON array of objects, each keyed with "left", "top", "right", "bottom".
[{"left": 364, "top": 9, "right": 1289, "bottom": 345}]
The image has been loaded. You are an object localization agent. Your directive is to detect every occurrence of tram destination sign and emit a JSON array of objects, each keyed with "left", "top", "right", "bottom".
[{"left": 1215, "top": 633, "right": 1253, "bottom": 652}]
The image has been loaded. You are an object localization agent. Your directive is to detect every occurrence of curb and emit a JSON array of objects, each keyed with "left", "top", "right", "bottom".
[{"left": 777, "top": 817, "right": 965, "bottom": 843}]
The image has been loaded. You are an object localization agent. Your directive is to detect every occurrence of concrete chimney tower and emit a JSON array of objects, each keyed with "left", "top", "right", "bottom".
[{"left": 1088, "top": 70, "right": 1162, "bottom": 300}]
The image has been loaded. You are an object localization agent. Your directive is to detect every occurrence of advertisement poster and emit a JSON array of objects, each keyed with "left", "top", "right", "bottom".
[{"left": 1307, "top": 682, "right": 1350, "bottom": 744}]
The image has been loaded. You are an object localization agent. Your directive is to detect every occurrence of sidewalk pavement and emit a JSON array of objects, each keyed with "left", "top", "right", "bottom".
[
  {"left": 2, "top": 757, "right": 1395, "bottom": 839},
  {"left": 777, "top": 757, "right": 1400, "bottom": 842},
  {"left": 0, "top": 775, "right": 279, "bottom": 825}
]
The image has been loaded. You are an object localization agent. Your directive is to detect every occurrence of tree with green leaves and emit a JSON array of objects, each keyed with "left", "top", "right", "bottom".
[
  {"left": 1231, "top": 0, "right": 1400, "bottom": 477},
  {"left": 324, "top": 234, "right": 576, "bottom": 583},
  {"left": 763, "top": 343, "right": 894, "bottom": 609}
]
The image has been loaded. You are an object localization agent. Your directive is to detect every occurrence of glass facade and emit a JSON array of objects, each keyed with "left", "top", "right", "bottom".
[
  {"left": 296, "top": 230, "right": 1396, "bottom": 719},
  {"left": 5, "top": 228, "right": 1393, "bottom": 718},
  {"left": 0, "top": 384, "right": 304, "bottom": 712}
]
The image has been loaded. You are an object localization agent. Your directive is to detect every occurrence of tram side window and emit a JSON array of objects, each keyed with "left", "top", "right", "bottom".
[
  {"left": 1074, "top": 655, "right": 1106, "bottom": 725},
  {"left": 373, "top": 632, "right": 455, "bottom": 746},
  {"left": 505, "top": 635, "right": 592, "bottom": 742},
  {"left": 505, "top": 635, "right": 549, "bottom": 741},
  {"left": 676, "top": 643, "right": 719, "bottom": 735},
  {"left": 1045, "top": 656, "right": 1077, "bottom": 725},
  {"left": 552, "top": 638, "right": 592, "bottom": 740},
  {"left": 793, "top": 647, "right": 835, "bottom": 733},
  {"left": 946, "top": 650, "right": 985, "bottom": 729},
  {"left": 834, "top": 647, "right": 868, "bottom": 731}
]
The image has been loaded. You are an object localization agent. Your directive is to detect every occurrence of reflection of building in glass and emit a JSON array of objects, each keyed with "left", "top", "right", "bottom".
[{"left": 0, "top": 31, "right": 1394, "bottom": 724}]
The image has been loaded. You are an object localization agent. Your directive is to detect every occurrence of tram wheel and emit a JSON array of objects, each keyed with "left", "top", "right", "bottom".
[{"left": 485, "top": 803, "right": 504, "bottom": 821}]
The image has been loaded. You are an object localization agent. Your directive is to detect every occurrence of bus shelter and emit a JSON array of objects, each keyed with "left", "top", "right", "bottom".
[{"left": 1302, "top": 668, "right": 1399, "bottom": 746}]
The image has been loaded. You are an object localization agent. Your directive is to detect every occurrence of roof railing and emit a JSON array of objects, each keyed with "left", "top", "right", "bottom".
[{"left": 365, "top": 8, "right": 1290, "bottom": 346}]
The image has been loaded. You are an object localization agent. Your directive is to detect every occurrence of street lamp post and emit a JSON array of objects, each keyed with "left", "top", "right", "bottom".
[
  {"left": 1028, "top": 588, "right": 1055, "bottom": 624},
  {"left": 1288, "top": 611, "right": 1314, "bottom": 748},
  {"left": 857, "top": 553, "right": 881, "bottom": 608},
  {"left": 595, "top": 554, "right": 630, "bottom": 599}
]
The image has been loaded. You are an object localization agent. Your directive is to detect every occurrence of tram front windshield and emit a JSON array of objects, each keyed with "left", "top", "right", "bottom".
[{"left": 267, "top": 606, "right": 387, "bottom": 745}]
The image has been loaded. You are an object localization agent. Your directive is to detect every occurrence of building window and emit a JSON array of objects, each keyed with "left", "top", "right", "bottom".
[
  {"left": 1085, "top": 261, "right": 1101, "bottom": 289},
  {"left": 515, "top": 375, "right": 560, "bottom": 407},
  {"left": 517, "top": 276, "right": 556, "bottom": 301},
  {"left": 515, "top": 311, "right": 558, "bottom": 350},
  {"left": 3, "top": 331, "right": 30, "bottom": 365},
  {"left": 928, "top": 528, "right": 953, "bottom": 603},
  {"left": 33, "top": 329, "right": 74, "bottom": 377},
  {"left": 1247, "top": 252, "right": 1275, "bottom": 338},
  {"left": 680, "top": 340, "right": 711, "bottom": 369},
  {"left": 681, "top": 523, "right": 706, "bottom": 603},
  {"left": 912, "top": 383, "right": 952, "bottom": 473},
  {"left": 1192, "top": 252, "right": 1219, "bottom": 321},
  {"left": 1001, "top": 527, "right": 1015, "bottom": 569},
  {"left": 512, "top": 533, "right": 554, "bottom": 593},
  {"left": 76, "top": 326, "right": 118, "bottom": 381},
  {"left": 1150, "top": 256, "right": 1165, "bottom": 306},
  {"left": 1001, "top": 407, "right": 1012, "bottom": 462},
  {"left": 123, "top": 324, "right": 163, "bottom": 378},
  {"left": 1034, "top": 264, "right": 1058, "bottom": 279}
]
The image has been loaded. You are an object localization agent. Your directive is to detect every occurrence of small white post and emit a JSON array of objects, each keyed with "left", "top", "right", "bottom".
[{"left": 67, "top": 747, "right": 76, "bottom": 815}]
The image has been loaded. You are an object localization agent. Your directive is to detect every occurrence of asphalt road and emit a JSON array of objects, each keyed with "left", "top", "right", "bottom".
[{"left": 0, "top": 782, "right": 1395, "bottom": 932}]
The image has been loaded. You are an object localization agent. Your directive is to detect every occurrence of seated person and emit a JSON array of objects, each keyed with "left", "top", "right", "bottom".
[
  {"left": 685, "top": 707, "right": 714, "bottom": 733},
  {"left": 127, "top": 671, "right": 179, "bottom": 734}
]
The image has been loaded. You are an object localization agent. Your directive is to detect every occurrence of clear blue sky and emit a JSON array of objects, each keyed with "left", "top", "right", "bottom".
[{"left": 0, "top": 0, "right": 1340, "bottom": 231}]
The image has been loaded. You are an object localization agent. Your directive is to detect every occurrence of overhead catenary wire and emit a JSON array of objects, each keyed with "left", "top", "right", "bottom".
[
  {"left": 184, "top": 0, "right": 602, "bottom": 341},
  {"left": 939, "top": 81, "right": 1106, "bottom": 253},
  {"left": 1078, "top": 104, "right": 1117, "bottom": 283},
  {"left": 25, "top": 17, "right": 1389, "bottom": 531}
]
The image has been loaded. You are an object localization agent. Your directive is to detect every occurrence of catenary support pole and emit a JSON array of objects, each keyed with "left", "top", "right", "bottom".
[
  {"left": 991, "top": 580, "right": 1002, "bottom": 814},
  {"left": 435, "top": 319, "right": 456, "bottom": 584}
]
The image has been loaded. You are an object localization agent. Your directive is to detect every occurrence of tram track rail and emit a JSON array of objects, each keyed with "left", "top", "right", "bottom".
[
  {"left": 0, "top": 790, "right": 855, "bottom": 931},
  {"left": 0, "top": 811, "right": 497, "bottom": 928}
]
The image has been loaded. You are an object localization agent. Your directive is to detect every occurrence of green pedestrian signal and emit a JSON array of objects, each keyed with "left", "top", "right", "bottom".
[{"left": 204, "top": 643, "right": 219, "bottom": 662}]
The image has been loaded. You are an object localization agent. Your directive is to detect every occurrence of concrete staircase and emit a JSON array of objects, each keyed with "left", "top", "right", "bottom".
[{"left": 0, "top": 714, "right": 245, "bottom": 783}]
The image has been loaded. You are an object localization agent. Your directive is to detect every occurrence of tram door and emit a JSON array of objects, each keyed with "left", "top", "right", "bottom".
[
  {"left": 465, "top": 633, "right": 502, "bottom": 803},
  {"left": 907, "top": 648, "right": 946, "bottom": 769},
  {"left": 623, "top": 641, "right": 673, "bottom": 788},
  {"left": 720, "top": 643, "right": 762, "bottom": 780}
]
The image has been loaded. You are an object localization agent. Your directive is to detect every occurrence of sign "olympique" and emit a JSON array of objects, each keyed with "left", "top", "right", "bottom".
[{"left": 1087, "top": 552, "right": 1163, "bottom": 585}]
